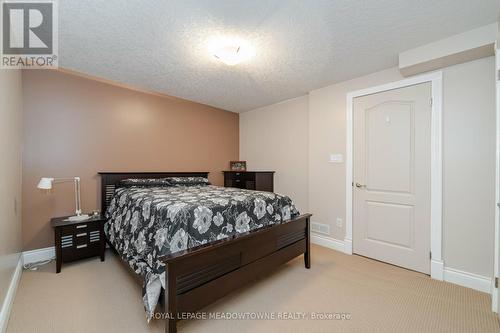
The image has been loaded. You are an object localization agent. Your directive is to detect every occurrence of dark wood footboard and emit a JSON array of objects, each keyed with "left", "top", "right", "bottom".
[{"left": 160, "top": 213, "right": 312, "bottom": 333}]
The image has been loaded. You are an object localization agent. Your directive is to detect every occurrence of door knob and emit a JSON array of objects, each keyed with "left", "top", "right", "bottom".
[{"left": 355, "top": 183, "right": 366, "bottom": 188}]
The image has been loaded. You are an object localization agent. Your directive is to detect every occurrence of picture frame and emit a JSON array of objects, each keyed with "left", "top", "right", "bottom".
[{"left": 230, "top": 161, "right": 247, "bottom": 171}]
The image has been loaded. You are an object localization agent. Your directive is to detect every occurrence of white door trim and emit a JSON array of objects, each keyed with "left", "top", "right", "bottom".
[
  {"left": 345, "top": 71, "right": 444, "bottom": 280},
  {"left": 492, "top": 40, "right": 500, "bottom": 313}
]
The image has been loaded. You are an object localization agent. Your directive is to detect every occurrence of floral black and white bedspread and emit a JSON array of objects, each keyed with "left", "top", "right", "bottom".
[{"left": 104, "top": 184, "right": 299, "bottom": 320}]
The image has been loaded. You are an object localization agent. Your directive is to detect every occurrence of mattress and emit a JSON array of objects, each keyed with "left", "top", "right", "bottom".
[{"left": 104, "top": 182, "right": 299, "bottom": 320}]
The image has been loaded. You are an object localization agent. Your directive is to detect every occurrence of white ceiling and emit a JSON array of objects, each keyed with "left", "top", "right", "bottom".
[{"left": 59, "top": 0, "right": 500, "bottom": 112}]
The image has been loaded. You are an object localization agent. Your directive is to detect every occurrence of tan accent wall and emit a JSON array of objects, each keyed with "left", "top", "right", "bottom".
[
  {"left": 0, "top": 70, "right": 23, "bottom": 310},
  {"left": 22, "top": 70, "right": 239, "bottom": 250}
]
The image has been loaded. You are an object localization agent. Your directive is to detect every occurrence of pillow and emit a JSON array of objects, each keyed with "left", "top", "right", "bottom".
[
  {"left": 119, "top": 178, "right": 172, "bottom": 187},
  {"left": 166, "top": 177, "right": 210, "bottom": 186}
]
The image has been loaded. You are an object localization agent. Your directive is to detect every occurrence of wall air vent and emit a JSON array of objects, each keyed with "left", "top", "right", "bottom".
[{"left": 311, "top": 222, "right": 330, "bottom": 235}]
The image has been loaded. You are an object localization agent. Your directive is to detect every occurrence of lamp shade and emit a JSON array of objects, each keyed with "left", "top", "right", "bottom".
[{"left": 37, "top": 177, "right": 54, "bottom": 190}]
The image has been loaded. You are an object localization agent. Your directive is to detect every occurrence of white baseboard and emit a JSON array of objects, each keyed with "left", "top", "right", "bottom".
[
  {"left": 311, "top": 234, "right": 348, "bottom": 254},
  {"left": 22, "top": 246, "right": 55, "bottom": 265},
  {"left": 0, "top": 255, "right": 23, "bottom": 333},
  {"left": 431, "top": 259, "right": 444, "bottom": 281},
  {"left": 312, "top": 235, "right": 490, "bottom": 294},
  {"left": 343, "top": 238, "right": 353, "bottom": 255},
  {"left": 492, "top": 289, "right": 498, "bottom": 313},
  {"left": 443, "top": 267, "right": 492, "bottom": 294}
]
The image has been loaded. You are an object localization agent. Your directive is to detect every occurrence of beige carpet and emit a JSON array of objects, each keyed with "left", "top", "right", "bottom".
[{"left": 7, "top": 245, "right": 500, "bottom": 333}]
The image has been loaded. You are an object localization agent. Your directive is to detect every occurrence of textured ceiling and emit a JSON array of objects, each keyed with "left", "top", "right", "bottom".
[{"left": 59, "top": 0, "right": 500, "bottom": 112}]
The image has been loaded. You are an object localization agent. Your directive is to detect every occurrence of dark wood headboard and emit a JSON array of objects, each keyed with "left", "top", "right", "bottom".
[{"left": 98, "top": 172, "right": 209, "bottom": 214}]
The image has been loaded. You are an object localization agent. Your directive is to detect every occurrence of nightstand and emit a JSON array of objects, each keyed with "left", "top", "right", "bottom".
[{"left": 51, "top": 214, "right": 106, "bottom": 273}]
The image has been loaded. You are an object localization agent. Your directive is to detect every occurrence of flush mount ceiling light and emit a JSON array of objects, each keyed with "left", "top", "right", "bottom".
[{"left": 207, "top": 36, "right": 254, "bottom": 66}]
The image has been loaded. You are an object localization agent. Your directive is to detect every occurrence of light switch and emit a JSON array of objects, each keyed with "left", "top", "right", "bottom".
[{"left": 329, "top": 153, "right": 343, "bottom": 163}]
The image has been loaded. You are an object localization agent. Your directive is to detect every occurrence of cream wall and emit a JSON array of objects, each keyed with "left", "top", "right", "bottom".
[
  {"left": 309, "top": 57, "right": 495, "bottom": 278},
  {"left": 0, "top": 70, "right": 23, "bottom": 323},
  {"left": 240, "top": 96, "right": 309, "bottom": 213},
  {"left": 442, "top": 58, "right": 496, "bottom": 276},
  {"left": 308, "top": 67, "right": 404, "bottom": 240},
  {"left": 241, "top": 57, "right": 496, "bottom": 278}
]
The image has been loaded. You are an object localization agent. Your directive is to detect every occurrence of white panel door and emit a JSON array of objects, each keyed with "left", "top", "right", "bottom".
[{"left": 353, "top": 83, "right": 431, "bottom": 274}]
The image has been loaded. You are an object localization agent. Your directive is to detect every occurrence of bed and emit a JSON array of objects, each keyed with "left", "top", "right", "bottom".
[{"left": 99, "top": 172, "right": 312, "bottom": 333}]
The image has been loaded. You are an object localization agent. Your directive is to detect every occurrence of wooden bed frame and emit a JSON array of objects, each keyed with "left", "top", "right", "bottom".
[{"left": 99, "top": 172, "right": 312, "bottom": 333}]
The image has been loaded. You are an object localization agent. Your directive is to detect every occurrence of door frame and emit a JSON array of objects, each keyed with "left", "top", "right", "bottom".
[
  {"left": 345, "top": 71, "right": 444, "bottom": 280},
  {"left": 492, "top": 39, "right": 499, "bottom": 313}
]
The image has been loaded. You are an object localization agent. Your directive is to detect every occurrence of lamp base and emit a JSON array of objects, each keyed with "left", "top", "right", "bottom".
[{"left": 67, "top": 214, "right": 90, "bottom": 222}]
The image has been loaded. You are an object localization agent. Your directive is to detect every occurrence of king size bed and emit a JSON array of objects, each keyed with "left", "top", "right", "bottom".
[{"left": 99, "top": 172, "right": 312, "bottom": 333}]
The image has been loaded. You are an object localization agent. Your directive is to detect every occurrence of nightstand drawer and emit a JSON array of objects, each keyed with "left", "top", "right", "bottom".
[
  {"left": 225, "top": 172, "right": 254, "bottom": 188},
  {"left": 74, "top": 234, "right": 89, "bottom": 246},
  {"left": 61, "top": 242, "right": 100, "bottom": 262},
  {"left": 61, "top": 223, "right": 99, "bottom": 236},
  {"left": 232, "top": 177, "right": 244, "bottom": 188},
  {"left": 63, "top": 230, "right": 102, "bottom": 247},
  {"left": 233, "top": 172, "right": 255, "bottom": 181}
]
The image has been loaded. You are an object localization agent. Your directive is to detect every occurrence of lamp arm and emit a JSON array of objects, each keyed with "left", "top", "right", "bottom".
[
  {"left": 74, "top": 177, "right": 82, "bottom": 216},
  {"left": 52, "top": 178, "right": 77, "bottom": 184},
  {"left": 51, "top": 177, "right": 82, "bottom": 216}
]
